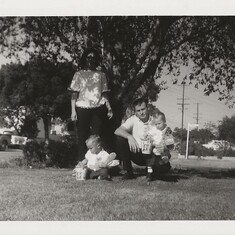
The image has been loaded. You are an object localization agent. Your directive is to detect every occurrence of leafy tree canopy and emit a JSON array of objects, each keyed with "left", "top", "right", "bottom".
[
  {"left": 0, "top": 16, "right": 235, "bottom": 116},
  {"left": 0, "top": 60, "right": 74, "bottom": 137}
]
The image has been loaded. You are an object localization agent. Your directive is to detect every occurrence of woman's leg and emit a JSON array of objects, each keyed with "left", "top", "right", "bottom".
[
  {"left": 91, "top": 105, "right": 107, "bottom": 136},
  {"left": 91, "top": 105, "right": 114, "bottom": 151},
  {"left": 76, "top": 107, "right": 92, "bottom": 160}
]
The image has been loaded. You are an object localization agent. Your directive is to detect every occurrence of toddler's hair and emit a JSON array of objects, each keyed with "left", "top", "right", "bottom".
[
  {"left": 154, "top": 111, "right": 166, "bottom": 123},
  {"left": 85, "top": 134, "right": 102, "bottom": 146}
]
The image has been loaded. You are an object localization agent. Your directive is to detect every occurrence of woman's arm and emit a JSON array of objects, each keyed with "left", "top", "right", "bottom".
[
  {"left": 69, "top": 71, "right": 81, "bottom": 121},
  {"left": 102, "top": 92, "right": 113, "bottom": 119},
  {"left": 71, "top": 92, "right": 78, "bottom": 121}
]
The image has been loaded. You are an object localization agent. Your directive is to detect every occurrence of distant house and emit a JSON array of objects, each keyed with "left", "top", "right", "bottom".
[
  {"left": 203, "top": 140, "right": 235, "bottom": 151},
  {"left": 0, "top": 127, "right": 16, "bottom": 134},
  {"left": 37, "top": 118, "right": 76, "bottom": 141}
]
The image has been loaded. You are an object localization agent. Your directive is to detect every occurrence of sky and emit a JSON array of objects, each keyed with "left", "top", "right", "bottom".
[{"left": 155, "top": 80, "right": 235, "bottom": 130}]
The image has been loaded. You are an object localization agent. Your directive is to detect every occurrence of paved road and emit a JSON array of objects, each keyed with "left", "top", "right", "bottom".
[
  {"left": 0, "top": 149, "right": 23, "bottom": 161},
  {"left": 171, "top": 157, "right": 235, "bottom": 170},
  {"left": 170, "top": 151, "right": 235, "bottom": 170}
]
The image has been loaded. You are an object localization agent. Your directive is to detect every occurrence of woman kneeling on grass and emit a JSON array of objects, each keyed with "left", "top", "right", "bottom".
[{"left": 73, "top": 135, "right": 118, "bottom": 181}]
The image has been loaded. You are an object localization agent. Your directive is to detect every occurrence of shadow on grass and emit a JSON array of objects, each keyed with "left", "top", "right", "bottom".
[
  {"left": 170, "top": 168, "right": 235, "bottom": 180},
  {"left": 133, "top": 167, "right": 235, "bottom": 182},
  {"left": 134, "top": 168, "right": 184, "bottom": 182}
]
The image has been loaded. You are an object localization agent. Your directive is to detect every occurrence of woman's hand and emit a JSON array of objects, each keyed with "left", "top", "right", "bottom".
[
  {"left": 71, "top": 110, "right": 77, "bottom": 121},
  {"left": 107, "top": 109, "right": 113, "bottom": 119}
]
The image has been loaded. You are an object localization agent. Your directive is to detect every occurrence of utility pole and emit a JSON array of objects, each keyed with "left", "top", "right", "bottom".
[
  {"left": 193, "top": 103, "right": 201, "bottom": 129},
  {"left": 177, "top": 82, "right": 190, "bottom": 143}
]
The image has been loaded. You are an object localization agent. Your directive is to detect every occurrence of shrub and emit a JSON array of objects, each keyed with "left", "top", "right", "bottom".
[
  {"left": 217, "top": 150, "right": 223, "bottom": 159},
  {"left": 0, "top": 160, "right": 10, "bottom": 168},
  {"left": 46, "top": 139, "right": 78, "bottom": 168},
  {"left": 22, "top": 137, "right": 79, "bottom": 168},
  {"left": 8, "top": 157, "right": 25, "bottom": 167},
  {"left": 217, "top": 147, "right": 235, "bottom": 157},
  {"left": 179, "top": 141, "right": 216, "bottom": 157},
  {"left": 22, "top": 140, "right": 46, "bottom": 168},
  {"left": 179, "top": 141, "right": 198, "bottom": 155}
]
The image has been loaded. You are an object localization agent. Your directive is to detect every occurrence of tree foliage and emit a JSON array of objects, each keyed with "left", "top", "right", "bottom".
[
  {"left": 0, "top": 60, "right": 74, "bottom": 138},
  {"left": 0, "top": 63, "right": 28, "bottom": 134},
  {"left": 173, "top": 127, "right": 187, "bottom": 142},
  {"left": 173, "top": 127, "right": 215, "bottom": 144},
  {"left": 218, "top": 115, "right": 235, "bottom": 143},
  {"left": 203, "top": 121, "right": 219, "bottom": 137},
  {"left": 190, "top": 129, "right": 215, "bottom": 144},
  {"left": 23, "top": 58, "right": 74, "bottom": 120},
  {"left": 0, "top": 16, "right": 235, "bottom": 121}
]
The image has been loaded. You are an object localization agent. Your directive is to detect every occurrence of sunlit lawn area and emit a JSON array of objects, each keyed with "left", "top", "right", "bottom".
[{"left": 1, "top": 166, "right": 235, "bottom": 221}]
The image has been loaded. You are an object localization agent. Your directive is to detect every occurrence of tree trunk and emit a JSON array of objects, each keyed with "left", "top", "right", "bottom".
[{"left": 42, "top": 115, "right": 50, "bottom": 141}]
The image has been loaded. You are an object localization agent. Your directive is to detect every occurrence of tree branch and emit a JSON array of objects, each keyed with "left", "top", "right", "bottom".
[{"left": 121, "top": 17, "right": 178, "bottom": 104}]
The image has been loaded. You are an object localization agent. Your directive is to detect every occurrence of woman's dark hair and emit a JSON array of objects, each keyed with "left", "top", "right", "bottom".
[{"left": 80, "top": 48, "right": 101, "bottom": 69}]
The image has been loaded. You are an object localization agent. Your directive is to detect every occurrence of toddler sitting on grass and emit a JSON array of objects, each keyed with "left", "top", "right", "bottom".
[{"left": 73, "top": 135, "right": 118, "bottom": 181}]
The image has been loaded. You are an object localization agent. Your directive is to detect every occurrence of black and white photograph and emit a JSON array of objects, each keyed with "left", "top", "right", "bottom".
[{"left": 0, "top": 0, "right": 235, "bottom": 234}]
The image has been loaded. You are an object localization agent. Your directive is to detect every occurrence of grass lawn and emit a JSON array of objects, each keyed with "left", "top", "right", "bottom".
[{"left": 0, "top": 166, "right": 235, "bottom": 221}]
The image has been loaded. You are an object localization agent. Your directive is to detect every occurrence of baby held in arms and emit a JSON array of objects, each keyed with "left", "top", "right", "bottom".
[{"left": 149, "top": 112, "right": 174, "bottom": 165}]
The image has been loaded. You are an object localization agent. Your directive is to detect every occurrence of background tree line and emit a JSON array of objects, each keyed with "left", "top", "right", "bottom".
[
  {"left": 0, "top": 60, "right": 74, "bottom": 139},
  {"left": 173, "top": 115, "right": 235, "bottom": 145}
]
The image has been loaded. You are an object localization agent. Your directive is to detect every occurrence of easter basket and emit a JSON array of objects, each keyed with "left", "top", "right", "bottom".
[{"left": 73, "top": 166, "right": 88, "bottom": 180}]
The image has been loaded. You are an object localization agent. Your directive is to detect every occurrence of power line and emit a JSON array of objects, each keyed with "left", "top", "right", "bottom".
[
  {"left": 193, "top": 103, "right": 202, "bottom": 129},
  {"left": 166, "top": 85, "right": 228, "bottom": 107},
  {"left": 177, "top": 82, "right": 190, "bottom": 130},
  {"left": 177, "top": 82, "right": 190, "bottom": 143}
]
